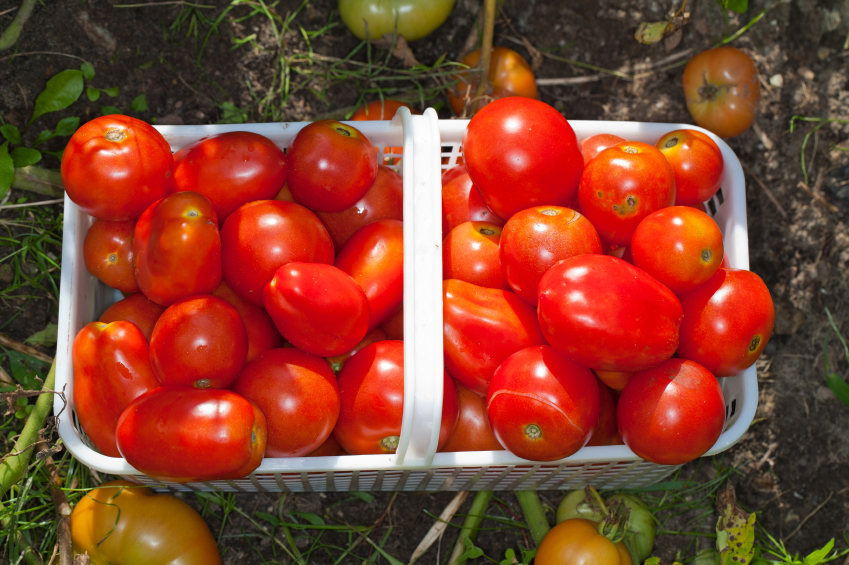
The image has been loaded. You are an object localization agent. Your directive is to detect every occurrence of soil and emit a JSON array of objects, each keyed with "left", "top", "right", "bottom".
[{"left": 2, "top": 0, "right": 849, "bottom": 563}]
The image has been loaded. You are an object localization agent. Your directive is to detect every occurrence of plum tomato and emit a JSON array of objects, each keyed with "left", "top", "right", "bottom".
[
  {"left": 578, "top": 141, "right": 676, "bottom": 247},
  {"left": 440, "top": 380, "right": 504, "bottom": 452},
  {"left": 172, "top": 131, "right": 287, "bottom": 224},
  {"left": 287, "top": 120, "right": 377, "bottom": 213},
  {"left": 630, "top": 206, "right": 724, "bottom": 295},
  {"left": 83, "top": 219, "right": 138, "bottom": 293},
  {"left": 99, "top": 293, "right": 166, "bottom": 342},
  {"left": 580, "top": 133, "right": 626, "bottom": 167},
  {"left": 326, "top": 327, "right": 388, "bottom": 373},
  {"left": 231, "top": 348, "right": 340, "bottom": 457},
  {"left": 487, "top": 345, "right": 600, "bottom": 461},
  {"left": 442, "top": 173, "right": 503, "bottom": 237},
  {"left": 617, "top": 359, "right": 726, "bottom": 465},
  {"left": 149, "top": 295, "right": 248, "bottom": 389},
  {"left": 499, "top": 206, "right": 602, "bottom": 305},
  {"left": 212, "top": 280, "right": 282, "bottom": 363},
  {"left": 339, "top": 0, "right": 456, "bottom": 42},
  {"left": 536, "top": 519, "right": 632, "bottom": 565},
  {"left": 464, "top": 98, "right": 583, "bottom": 220},
  {"left": 677, "top": 268, "right": 775, "bottom": 377},
  {"left": 263, "top": 263, "right": 370, "bottom": 357},
  {"left": 538, "top": 255, "right": 683, "bottom": 372},
  {"left": 447, "top": 47, "right": 538, "bottom": 116},
  {"left": 656, "top": 129, "right": 724, "bottom": 206},
  {"left": 443, "top": 221, "right": 508, "bottom": 290},
  {"left": 61, "top": 115, "right": 173, "bottom": 221},
  {"left": 585, "top": 377, "right": 618, "bottom": 447}
]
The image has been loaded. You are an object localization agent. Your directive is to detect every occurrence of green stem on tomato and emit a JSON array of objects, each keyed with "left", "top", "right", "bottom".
[
  {"left": 472, "top": 0, "right": 497, "bottom": 113},
  {"left": 448, "top": 490, "right": 493, "bottom": 565},
  {"left": 515, "top": 490, "right": 550, "bottom": 546}
]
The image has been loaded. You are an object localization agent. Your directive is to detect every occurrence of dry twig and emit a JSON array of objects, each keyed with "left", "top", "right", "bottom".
[
  {"left": 0, "top": 333, "right": 53, "bottom": 363},
  {"left": 409, "top": 491, "right": 469, "bottom": 564},
  {"left": 797, "top": 181, "right": 841, "bottom": 214},
  {"left": 785, "top": 491, "right": 834, "bottom": 540},
  {"left": 740, "top": 162, "right": 787, "bottom": 218}
]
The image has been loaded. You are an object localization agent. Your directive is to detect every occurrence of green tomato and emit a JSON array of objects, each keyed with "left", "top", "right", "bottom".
[
  {"left": 605, "top": 493, "right": 656, "bottom": 563},
  {"left": 338, "top": 0, "right": 456, "bottom": 42},
  {"left": 555, "top": 489, "right": 606, "bottom": 524}
]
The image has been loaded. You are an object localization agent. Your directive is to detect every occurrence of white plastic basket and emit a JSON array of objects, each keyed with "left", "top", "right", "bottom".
[{"left": 54, "top": 111, "right": 757, "bottom": 492}]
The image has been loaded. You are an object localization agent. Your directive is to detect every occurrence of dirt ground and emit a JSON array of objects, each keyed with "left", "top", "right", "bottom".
[{"left": 2, "top": 0, "right": 849, "bottom": 562}]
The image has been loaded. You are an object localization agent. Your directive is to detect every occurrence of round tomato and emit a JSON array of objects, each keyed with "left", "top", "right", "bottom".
[
  {"left": 61, "top": 115, "right": 173, "bottom": 221},
  {"left": 682, "top": 46, "right": 760, "bottom": 139},
  {"left": 536, "top": 519, "right": 632, "bottom": 565},
  {"left": 443, "top": 221, "right": 508, "bottom": 290},
  {"left": 442, "top": 173, "right": 503, "bottom": 237},
  {"left": 99, "top": 293, "right": 166, "bottom": 342},
  {"left": 338, "top": 0, "right": 455, "bottom": 42},
  {"left": 326, "top": 327, "right": 388, "bottom": 373},
  {"left": 447, "top": 47, "right": 538, "bottom": 116},
  {"left": 440, "top": 380, "right": 504, "bottom": 452},
  {"left": 581, "top": 134, "right": 626, "bottom": 166},
  {"left": 212, "top": 280, "right": 282, "bottom": 363},
  {"left": 656, "top": 129, "right": 724, "bottom": 205},
  {"left": 464, "top": 98, "right": 583, "bottom": 220},
  {"left": 84, "top": 219, "right": 138, "bottom": 293}
]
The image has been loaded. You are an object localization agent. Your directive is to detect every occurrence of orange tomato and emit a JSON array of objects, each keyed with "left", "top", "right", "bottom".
[
  {"left": 351, "top": 100, "right": 419, "bottom": 164},
  {"left": 447, "top": 47, "right": 538, "bottom": 116}
]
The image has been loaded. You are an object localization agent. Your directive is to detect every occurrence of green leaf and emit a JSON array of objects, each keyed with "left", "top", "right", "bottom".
[
  {"left": 101, "top": 106, "right": 123, "bottom": 116},
  {"left": 131, "top": 94, "right": 148, "bottom": 113},
  {"left": 10, "top": 147, "right": 42, "bottom": 168},
  {"left": 102, "top": 86, "right": 120, "bottom": 97},
  {"left": 289, "top": 511, "right": 325, "bottom": 526},
  {"left": 0, "top": 124, "right": 22, "bottom": 145},
  {"left": 351, "top": 492, "right": 374, "bottom": 503},
  {"left": 719, "top": 0, "right": 748, "bottom": 13},
  {"left": 30, "top": 69, "right": 84, "bottom": 125},
  {"left": 644, "top": 558, "right": 662, "bottom": 565},
  {"left": 635, "top": 20, "right": 673, "bottom": 44},
  {"left": 362, "top": 533, "right": 404, "bottom": 565},
  {"left": 34, "top": 130, "right": 54, "bottom": 147},
  {"left": 54, "top": 116, "right": 80, "bottom": 137},
  {"left": 825, "top": 375, "right": 849, "bottom": 406},
  {"left": 0, "top": 142, "right": 13, "bottom": 199},
  {"left": 255, "top": 512, "right": 281, "bottom": 526},
  {"left": 41, "top": 149, "right": 65, "bottom": 161},
  {"left": 86, "top": 87, "right": 101, "bottom": 102},
  {"left": 459, "top": 537, "right": 484, "bottom": 561},
  {"left": 521, "top": 549, "right": 536, "bottom": 565},
  {"left": 6, "top": 351, "right": 50, "bottom": 391},
  {"left": 803, "top": 539, "right": 835, "bottom": 565},
  {"left": 716, "top": 484, "right": 756, "bottom": 565},
  {"left": 500, "top": 548, "right": 516, "bottom": 565},
  {"left": 80, "top": 62, "right": 95, "bottom": 81},
  {"left": 24, "top": 324, "right": 58, "bottom": 347}
]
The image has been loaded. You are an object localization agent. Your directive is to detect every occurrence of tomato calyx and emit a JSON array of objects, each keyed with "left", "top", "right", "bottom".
[{"left": 696, "top": 73, "right": 734, "bottom": 103}]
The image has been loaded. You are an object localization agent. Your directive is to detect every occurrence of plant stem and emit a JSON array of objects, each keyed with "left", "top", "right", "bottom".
[
  {"left": 0, "top": 0, "right": 37, "bottom": 51},
  {"left": 448, "top": 490, "right": 493, "bottom": 565},
  {"left": 515, "top": 490, "right": 550, "bottom": 546},
  {"left": 0, "top": 502, "right": 42, "bottom": 565},
  {"left": 11, "top": 166, "right": 64, "bottom": 198},
  {"left": 472, "top": 0, "right": 496, "bottom": 113}
]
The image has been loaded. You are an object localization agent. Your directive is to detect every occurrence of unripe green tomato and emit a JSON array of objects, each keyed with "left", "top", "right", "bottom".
[
  {"left": 338, "top": 0, "right": 456, "bottom": 42},
  {"left": 555, "top": 489, "right": 606, "bottom": 524},
  {"left": 605, "top": 493, "right": 656, "bottom": 563}
]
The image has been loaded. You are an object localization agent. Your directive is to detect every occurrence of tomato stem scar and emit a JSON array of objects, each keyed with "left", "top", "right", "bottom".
[
  {"left": 104, "top": 129, "right": 125, "bottom": 142},
  {"left": 524, "top": 424, "right": 542, "bottom": 440}
]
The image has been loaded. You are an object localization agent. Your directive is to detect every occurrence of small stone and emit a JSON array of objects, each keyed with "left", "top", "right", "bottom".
[
  {"left": 815, "top": 386, "right": 837, "bottom": 402},
  {"left": 195, "top": 111, "right": 205, "bottom": 119},
  {"left": 822, "top": 8, "right": 841, "bottom": 32},
  {"left": 798, "top": 67, "right": 815, "bottom": 81},
  {"left": 817, "top": 47, "right": 832, "bottom": 60},
  {"left": 769, "top": 74, "right": 784, "bottom": 88}
]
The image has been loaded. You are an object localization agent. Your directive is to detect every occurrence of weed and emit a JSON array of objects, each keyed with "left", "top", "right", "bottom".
[{"left": 789, "top": 116, "right": 849, "bottom": 186}]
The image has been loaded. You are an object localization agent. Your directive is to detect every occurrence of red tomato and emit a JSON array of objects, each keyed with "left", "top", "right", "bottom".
[
  {"left": 631, "top": 206, "right": 724, "bottom": 295},
  {"left": 172, "top": 131, "right": 288, "bottom": 224},
  {"left": 333, "top": 341, "right": 459, "bottom": 454},
  {"left": 656, "top": 129, "right": 724, "bottom": 206},
  {"left": 326, "top": 327, "right": 388, "bottom": 373},
  {"left": 593, "top": 369, "right": 633, "bottom": 393},
  {"left": 578, "top": 142, "right": 676, "bottom": 247},
  {"left": 499, "top": 206, "right": 602, "bottom": 305},
  {"left": 99, "top": 293, "right": 166, "bottom": 342},
  {"left": 116, "top": 386, "right": 267, "bottom": 483},
  {"left": 585, "top": 378, "right": 618, "bottom": 447},
  {"left": 464, "top": 98, "right": 583, "bottom": 219},
  {"left": 682, "top": 47, "right": 759, "bottom": 139},
  {"left": 315, "top": 165, "right": 403, "bottom": 250},
  {"left": 335, "top": 219, "right": 403, "bottom": 330},
  {"left": 83, "top": 219, "right": 138, "bottom": 293},
  {"left": 221, "top": 200, "right": 334, "bottom": 306},
  {"left": 305, "top": 434, "right": 348, "bottom": 457},
  {"left": 443, "top": 279, "right": 547, "bottom": 395},
  {"left": 133, "top": 192, "right": 221, "bottom": 306},
  {"left": 381, "top": 308, "right": 404, "bottom": 340},
  {"left": 617, "top": 359, "right": 726, "bottom": 464},
  {"left": 263, "top": 263, "right": 370, "bottom": 357},
  {"left": 231, "top": 348, "right": 340, "bottom": 457},
  {"left": 443, "top": 222, "right": 508, "bottom": 290},
  {"left": 351, "top": 100, "right": 419, "bottom": 163},
  {"left": 442, "top": 173, "right": 503, "bottom": 237},
  {"left": 677, "top": 268, "right": 774, "bottom": 377},
  {"left": 537, "top": 255, "right": 683, "bottom": 372},
  {"left": 441, "top": 164, "right": 468, "bottom": 187},
  {"left": 287, "top": 121, "right": 378, "bottom": 212},
  {"left": 487, "top": 345, "right": 599, "bottom": 461},
  {"left": 72, "top": 321, "right": 161, "bottom": 457},
  {"left": 61, "top": 115, "right": 173, "bottom": 221},
  {"left": 212, "top": 281, "right": 282, "bottom": 363},
  {"left": 447, "top": 47, "right": 539, "bottom": 116},
  {"left": 440, "top": 381, "right": 504, "bottom": 453},
  {"left": 580, "top": 134, "right": 626, "bottom": 166},
  {"left": 149, "top": 295, "right": 247, "bottom": 389}
]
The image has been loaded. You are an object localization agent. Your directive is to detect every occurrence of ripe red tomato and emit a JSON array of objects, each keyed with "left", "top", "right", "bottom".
[
  {"left": 133, "top": 192, "right": 222, "bottom": 306},
  {"left": 536, "top": 519, "right": 632, "bottom": 565},
  {"left": 677, "top": 268, "right": 775, "bottom": 377},
  {"left": 381, "top": 307, "right": 404, "bottom": 340},
  {"left": 537, "top": 255, "right": 683, "bottom": 372},
  {"left": 487, "top": 345, "right": 599, "bottom": 461},
  {"left": 326, "top": 327, "right": 388, "bottom": 373},
  {"left": 231, "top": 348, "right": 340, "bottom": 457},
  {"left": 617, "top": 359, "right": 726, "bottom": 464},
  {"left": 499, "top": 206, "right": 602, "bottom": 305},
  {"left": 630, "top": 206, "right": 724, "bottom": 295},
  {"left": 263, "top": 263, "right": 370, "bottom": 357},
  {"left": 682, "top": 47, "right": 760, "bottom": 139},
  {"left": 61, "top": 115, "right": 173, "bottom": 221},
  {"left": 580, "top": 134, "right": 626, "bottom": 166},
  {"left": 99, "top": 293, "right": 166, "bottom": 342},
  {"left": 172, "top": 131, "right": 287, "bottom": 224},
  {"left": 333, "top": 341, "right": 459, "bottom": 454},
  {"left": 212, "top": 281, "right": 282, "bottom": 363},
  {"left": 306, "top": 435, "right": 348, "bottom": 457},
  {"left": 586, "top": 377, "right": 618, "bottom": 447},
  {"left": 464, "top": 98, "right": 583, "bottom": 220},
  {"left": 447, "top": 47, "right": 538, "bottom": 116},
  {"left": 442, "top": 173, "right": 503, "bottom": 237},
  {"left": 72, "top": 321, "right": 161, "bottom": 457},
  {"left": 351, "top": 101, "right": 418, "bottom": 163},
  {"left": 593, "top": 369, "right": 633, "bottom": 393},
  {"left": 578, "top": 142, "right": 676, "bottom": 247},
  {"left": 116, "top": 386, "right": 267, "bottom": 483},
  {"left": 83, "top": 219, "right": 138, "bottom": 293},
  {"left": 656, "top": 129, "right": 724, "bottom": 206},
  {"left": 287, "top": 121, "right": 377, "bottom": 212},
  {"left": 441, "top": 164, "right": 468, "bottom": 187},
  {"left": 149, "top": 295, "right": 248, "bottom": 389},
  {"left": 221, "top": 200, "right": 334, "bottom": 305},
  {"left": 440, "top": 380, "right": 504, "bottom": 452},
  {"left": 443, "top": 221, "right": 508, "bottom": 290}
]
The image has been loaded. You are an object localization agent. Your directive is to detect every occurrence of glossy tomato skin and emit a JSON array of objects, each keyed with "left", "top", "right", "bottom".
[
  {"left": 263, "top": 263, "right": 370, "bottom": 357},
  {"left": 656, "top": 129, "right": 724, "bottom": 205},
  {"left": 538, "top": 255, "right": 683, "bottom": 372},
  {"left": 593, "top": 369, "right": 633, "bottom": 393},
  {"left": 133, "top": 192, "right": 221, "bottom": 306},
  {"left": 116, "top": 386, "right": 267, "bottom": 483},
  {"left": 581, "top": 134, "right": 626, "bottom": 167},
  {"left": 682, "top": 47, "right": 759, "bottom": 139},
  {"left": 443, "top": 222, "right": 508, "bottom": 290},
  {"left": 99, "top": 293, "right": 166, "bottom": 342},
  {"left": 326, "top": 327, "right": 388, "bottom": 373},
  {"left": 499, "top": 206, "right": 602, "bottom": 305},
  {"left": 149, "top": 295, "right": 248, "bottom": 389},
  {"left": 536, "top": 519, "right": 632, "bottom": 565},
  {"left": 287, "top": 121, "right": 377, "bottom": 213},
  {"left": 487, "top": 345, "right": 599, "bottom": 461},
  {"left": 441, "top": 164, "right": 468, "bottom": 187},
  {"left": 447, "top": 47, "right": 538, "bottom": 116},
  {"left": 677, "top": 268, "right": 775, "bottom": 377},
  {"left": 631, "top": 206, "right": 724, "bottom": 295},
  {"left": 578, "top": 142, "right": 676, "bottom": 247},
  {"left": 339, "top": 0, "right": 455, "bottom": 41},
  {"left": 231, "top": 348, "right": 340, "bottom": 457},
  {"left": 72, "top": 321, "right": 161, "bottom": 457},
  {"left": 213, "top": 280, "right": 282, "bottom": 363},
  {"left": 586, "top": 377, "right": 618, "bottom": 447},
  {"left": 442, "top": 173, "right": 503, "bottom": 237},
  {"left": 70, "top": 480, "right": 221, "bottom": 565},
  {"left": 617, "top": 359, "right": 725, "bottom": 465},
  {"left": 221, "top": 200, "right": 334, "bottom": 305},
  {"left": 61, "top": 115, "right": 173, "bottom": 221},
  {"left": 316, "top": 165, "right": 403, "bottom": 250},
  {"left": 441, "top": 380, "right": 504, "bottom": 452},
  {"left": 443, "top": 279, "right": 547, "bottom": 395},
  {"left": 172, "top": 131, "right": 287, "bottom": 224},
  {"left": 464, "top": 98, "right": 583, "bottom": 220},
  {"left": 335, "top": 219, "right": 403, "bottom": 330},
  {"left": 84, "top": 219, "right": 138, "bottom": 293}
]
